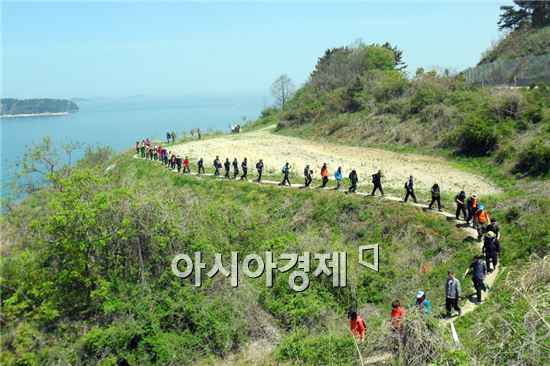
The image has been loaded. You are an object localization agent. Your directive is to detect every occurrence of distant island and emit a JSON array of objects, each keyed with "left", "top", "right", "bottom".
[{"left": 0, "top": 98, "right": 79, "bottom": 118}]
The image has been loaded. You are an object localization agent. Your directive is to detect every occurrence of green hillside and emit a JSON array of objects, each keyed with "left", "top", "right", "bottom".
[
  {"left": 250, "top": 42, "right": 549, "bottom": 178},
  {"left": 0, "top": 152, "right": 472, "bottom": 365},
  {"left": 479, "top": 25, "right": 550, "bottom": 64},
  {"left": 1, "top": 142, "right": 548, "bottom": 365}
]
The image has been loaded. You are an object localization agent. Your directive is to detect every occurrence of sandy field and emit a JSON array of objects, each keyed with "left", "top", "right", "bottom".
[{"left": 171, "top": 126, "right": 501, "bottom": 196}]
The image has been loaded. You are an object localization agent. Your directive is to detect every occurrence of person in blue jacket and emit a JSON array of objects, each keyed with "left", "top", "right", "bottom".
[
  {"left": 334, "top": 167, "right": 343, "bottom": 190},
  {"left": 416, "top": 290, "right": 431, "bottom": 315}
]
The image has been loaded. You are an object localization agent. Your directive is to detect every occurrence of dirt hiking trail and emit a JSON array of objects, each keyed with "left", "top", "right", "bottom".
[
  {"left": 171, "top": 126, "right": 501, "bottom": 196},
  {"left": 134, "top": 148, "right": 502, "bottom": 365}
]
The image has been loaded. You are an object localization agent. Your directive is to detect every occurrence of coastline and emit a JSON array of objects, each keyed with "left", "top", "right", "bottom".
[{"left": 0, "top": 111, "right": 71, "bottom": 119}]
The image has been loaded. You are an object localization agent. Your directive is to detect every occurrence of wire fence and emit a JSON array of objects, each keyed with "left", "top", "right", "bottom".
[{"left": 463, "top": 54, "right": 550, "bottom": 87}]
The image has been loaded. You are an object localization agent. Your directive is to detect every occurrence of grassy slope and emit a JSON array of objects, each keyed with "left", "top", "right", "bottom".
[
  {"left": 1, "top": 151, "right": 487, "bottom": 365},
  {"left": 479, "top": 25, "right": 550, "bottom": 64}
]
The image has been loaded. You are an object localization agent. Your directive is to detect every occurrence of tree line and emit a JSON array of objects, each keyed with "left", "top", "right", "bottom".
[{"left": 0, "top": 98, "right": 79, "bottom": 116}]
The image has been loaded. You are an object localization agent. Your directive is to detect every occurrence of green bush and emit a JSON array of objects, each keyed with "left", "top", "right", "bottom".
[
  {"left": 450, "top": 118, "right": 499, "bottom": 156},
  {"left": 276, "top": 329, "right": 357, "bottom": 365},
  {"left": 514, "top": 140, "right": 550, "bottom": 177}
]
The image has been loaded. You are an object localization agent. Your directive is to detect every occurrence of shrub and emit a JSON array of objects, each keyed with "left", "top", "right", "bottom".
[
  {"left": 488, "top": 89, "right": 525, "bottom": 121},
  {"left": 275, "top": 329, "right": 357, "bottom": 365},
  {"left": 450, "top": 118, "right": 498, "bottom": 156},
  {"left": 513, "top": 140, "right": 550, "bottom": 177},
  {"left": 409, "top": 74, "right": 452, "bottom": 113},
  {"left": 368, "top": 70, "right": 410, "bottom": 102}
]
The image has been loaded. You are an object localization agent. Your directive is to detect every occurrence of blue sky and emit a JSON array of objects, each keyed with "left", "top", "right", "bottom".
[{"left": 2, "top": 1, "right": 511, "bottom": 99}]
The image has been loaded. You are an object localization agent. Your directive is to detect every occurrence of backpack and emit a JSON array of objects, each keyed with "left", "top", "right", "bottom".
[{"left": 404, "top": 182, "right": 409, "bottom": 189}]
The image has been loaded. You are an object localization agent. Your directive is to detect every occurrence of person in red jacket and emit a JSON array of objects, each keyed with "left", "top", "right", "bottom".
[
  {"left": 348, "top": 309, "right": 366, "bottom": 341},
  {"left": 391, "top": 299, "right": 405, "bottom": 330},
  {"left": 183, "top": 156, "right": 190, "bottom": 173}
]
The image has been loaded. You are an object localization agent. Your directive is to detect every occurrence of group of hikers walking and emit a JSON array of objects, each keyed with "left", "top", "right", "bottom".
[
  {"left": 135, "top": 138, "right": 502, "bottom": 340},
  {"left": 349, "top": 220, "right": 501, "bottom": 342}
]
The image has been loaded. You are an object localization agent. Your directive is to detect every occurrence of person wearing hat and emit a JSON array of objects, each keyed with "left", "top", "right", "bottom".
[
  {"left": 304, "top": 165, "right": 313, "bottom": 187},
  {"left": 428, "top": 181, "right": 442, "bottom": 211},
  {"left": 466, "top": 193, "right": 479, "bottom": 226},
  {"left": 486, "top": 218, "right": 500, "bottom": 240},
  {"left": 176, "top": 155, "right": 182, "bottom": 173},
  {"left": 475, "top": 205, "right": 490, "bottom": 240},
  {"left": 415, "top": 290, "right": 431, "bottom": 315},
  {"left": 483, "top": 231, "right": 500, "bottom": 272},
  {"left": 464, "top": 256, "right": 487, "bottom": 304},
  {"left": 255, "top": 159, "right": 264, "bottom": 182},
  {"left": 455, "top": 190, "right": 467, "bottom": 220},
  {"left": 445, "top": 270, "right": 461, "bottom": 318}
]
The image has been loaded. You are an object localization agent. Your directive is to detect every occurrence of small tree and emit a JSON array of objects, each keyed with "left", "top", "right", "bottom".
[{"left": 270, "top": 74, "right": 295, "bottom": 110}]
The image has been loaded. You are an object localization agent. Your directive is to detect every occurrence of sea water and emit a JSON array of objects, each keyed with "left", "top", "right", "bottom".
[{"left": 1, "top": 96, "right": 264, "bottom": 196}]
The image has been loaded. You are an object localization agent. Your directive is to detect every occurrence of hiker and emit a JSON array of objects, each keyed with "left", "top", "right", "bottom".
[
  {"left": 224, "top": 158, "right": 231, "bottom": 179},
  {"left": 371, "top": 170, "right": 384, "bottom": 196},
  {"left": 198, "top": 158, "right": 205, "bottom": 174},
  {"left": 334, "top": 167, "right": 343, "bottom": 190},
  {"left": 348, "top": 310, "right": 366, "bottom": 341},
  {"left": 135, "top": 141, "right": 140, "bottom": 155},
  {"left": 255, "top": 159, "right": 264, "bottom": 182},
  {"left": 445, "top": 270, "right": 462, "bottom": 318},
  {"left": 183, "top": 156, "right": 190, "bottom": 173},
  {"left": 213, "top": 156, "right": 221, "bottom": 176},
  {"left": 403, "top": 175, "right": 417, "bottom": 203},
  {"left": 475, "top": 205, "right": 490, "bottom": 240},
  {"left": 232, "top": 158, "right": 239, "bottom": 179},
  {"left": 162, "top": 148, "right": 168, "bottom": 165},
  {"left": 197, "top": 128, "right": 201, "bottom": 139},
  {"left": 455, "top": 190, "right": 467, "bottom": 220},
  {"left": 304, "top": 165, "right": 313, "bottom": 187},
  {"left": 348, "top": 169, "right": 358, "bottom": 193},
  {"left": 428, "top": 181, "right": 442, "bottom": 211},
  {"left": 482, "top": 231, "right": 500, "bottom": 272},
  {"left": 157, "top": 146, "right": 163, "bottom": 162},
  {"left": 240, "top": 158, "right": 248, "bottom": 180},
  {"left": 176, "top": 155, "right": 182, "bottom": 172},
  {"left": 171, "top": 131, "right": 176, "bottom": 143},
  {"left": 466, "top": 193, "right": 479, "bottom": 226},
  {"left": 321, "top": 163, "right": 329, "bottom": 188},
  {"left": 279, "top": 162, "right": 291, "bottom": 186},
  {"left": 166, "top": 132, "right": 171, "bottom": 144},
  {"left": 140, "top": 143, "right": 146, "bottom": 158},
  {"left": 465, "top": 255, "right": 487, "bottom": 304},
  {"left": 486, "top": 218, "right": 500, "bottom": 239},
  {"left": 416, "top": 290, "right": 431, "bottom": 315},
  {"left": 170, "top": 153, "right": 176, "bottom": 170},
  {"left": 153, "top": 146, "right": 158, "bottom": 161},
  {"left": 391, "top": 299, "right": 405, "bottom": 330}
]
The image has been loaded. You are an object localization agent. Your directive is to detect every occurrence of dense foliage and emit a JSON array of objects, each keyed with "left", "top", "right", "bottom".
[
  {"left": 0, "top": 98, "right": 79, "bottom": 115},
  {"left": 1, "top": 152, "right": 480, "bottom": 365},
  {"left": 253, "top": 40, "right": 550, "bottom": 177}
]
